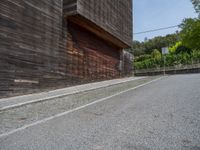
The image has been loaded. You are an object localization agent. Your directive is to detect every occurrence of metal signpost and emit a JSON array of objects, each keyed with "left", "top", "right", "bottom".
[{"left": 162, "top": 47, "right": 169, "bottom": 76}]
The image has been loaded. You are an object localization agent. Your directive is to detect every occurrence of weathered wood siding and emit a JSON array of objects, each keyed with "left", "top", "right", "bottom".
[
  {"left": 63, "top": 0, "right": 132, "bottom": 47},
  {"left": 63, "top": 0, "right": 77, "bottom": 16},
  {"left": 0, "top": 0, "right": 69, "bottom": 97},
  {"left": 77, "top": 0, "right": 132, "bottom": 47},
  {"left": 0, "top": 0, "right": 133, "bottom": 98},
  {"left": 67, "top": 22, "right": 121, "bottom": 82}
]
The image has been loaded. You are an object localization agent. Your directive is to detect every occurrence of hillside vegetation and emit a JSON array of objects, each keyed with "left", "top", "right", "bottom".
[{"left": 129, "top": 0, "right": 200, "bottom": 70}]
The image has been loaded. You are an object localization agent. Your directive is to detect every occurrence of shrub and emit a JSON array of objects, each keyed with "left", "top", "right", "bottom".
[
  {"left": 175, "top": 45, "right": 191, "bottom": 54},
  {"left": 169, "top": 41, "right": 182, "bottom": 54},
  {"left": 134, "top": 54, "right": 151, "bottom": 62},
  {"left": 151, "top": 49, "right": 162, "bottom": 60}
]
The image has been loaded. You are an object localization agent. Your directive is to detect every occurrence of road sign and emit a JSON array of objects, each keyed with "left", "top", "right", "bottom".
[
  {"left": 162, "top": 47, "right": 169, "bottom": 55},
  {"left": 161, "top": 47, "right": 169, "bottom": 76}
]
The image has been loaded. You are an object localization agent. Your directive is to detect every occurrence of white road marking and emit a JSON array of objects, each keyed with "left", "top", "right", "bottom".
[{"left": 0, "top": 77, "right": 164, "bottom": 138}]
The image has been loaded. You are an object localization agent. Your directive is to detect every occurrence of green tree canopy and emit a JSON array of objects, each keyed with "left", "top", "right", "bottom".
[
  {"left": 128, "top": 33, "right": 179, "bottom": 56},
  {"left": 179, "top": 18, "right": 200, "bottom": 50},
  {"left": 127, "top": 41, "right": 146, "bottom": 56},
  {"left": 191, "top": 0, "right": 200, "bottom": 18}
]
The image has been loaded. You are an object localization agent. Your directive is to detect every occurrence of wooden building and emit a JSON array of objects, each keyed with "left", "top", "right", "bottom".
[{"left": 0, "top": 0, "right": 133, "bottom": 97}]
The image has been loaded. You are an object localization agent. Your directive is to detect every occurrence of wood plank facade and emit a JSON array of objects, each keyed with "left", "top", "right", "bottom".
[
  {"left": 64, "top": 0, "right": 132, "bottom": 47},
  {"left": 0, "top": 0, "right": 133, "bottom": 98}
]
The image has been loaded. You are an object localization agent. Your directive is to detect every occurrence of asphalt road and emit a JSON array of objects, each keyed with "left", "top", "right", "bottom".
[{"left": 0, "top": 74, "right": 200, "bottom": 150}]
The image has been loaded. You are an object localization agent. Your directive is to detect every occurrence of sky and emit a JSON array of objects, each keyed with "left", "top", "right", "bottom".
[{"left": 133, "top": 0, "right": 198, "bottom": 42}]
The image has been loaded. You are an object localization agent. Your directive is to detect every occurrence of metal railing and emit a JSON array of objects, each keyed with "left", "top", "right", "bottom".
[{"left": 134, "top": 63, "right": 200, "bottom": 74}]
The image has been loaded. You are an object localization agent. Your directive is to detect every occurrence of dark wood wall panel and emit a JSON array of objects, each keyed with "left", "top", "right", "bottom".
[
  {"left": 0, "top": 0, "right": 69, "bottom": 97},
  {"left": 63, "top": 0, "right": 77, "bottom": 16},
  {"left": 0, "top": 0, "right": 133, "bottom": 98},
  {"left": 77, "top": 0, "right": 132, "bottom": 46},
  {"left": 67, "top": 22, "right": 121, "bottom": 82},
  {"left": 63, "top": 0, "right": 132, "bottom": 47}
]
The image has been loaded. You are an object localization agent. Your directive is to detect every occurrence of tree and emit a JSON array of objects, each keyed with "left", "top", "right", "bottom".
[
  {"left": 142, "top": 33, "right": 180, "bottom": 54},
  {"left": 191, "top": 0, "right": 200, "bottom": 18},
  {"left": 129, "top": 33, "right": 180, "bottom": 57},
  {"left": 179, "top": 18, "right": 200, "bottom": 50},
  {"left": 127, "top": 41, "right": 146, "bottom": 56}
]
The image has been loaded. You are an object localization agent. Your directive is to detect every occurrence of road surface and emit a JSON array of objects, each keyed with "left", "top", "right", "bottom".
[{"left": 0, "top": 74, "right": 200, "bottom": 150}]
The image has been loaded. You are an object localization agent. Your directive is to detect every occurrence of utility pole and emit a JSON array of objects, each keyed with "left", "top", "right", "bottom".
[
  {"left": 163, "top": 55, "right": 166, "bottom": 76},
  {"left": 162, "top": 47, "right": 169, "bottom": 76}
]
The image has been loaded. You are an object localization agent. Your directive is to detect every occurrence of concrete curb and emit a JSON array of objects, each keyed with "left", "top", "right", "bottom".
[{"left": 0, "top": 77, "right": 145, "bottom": 111}]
